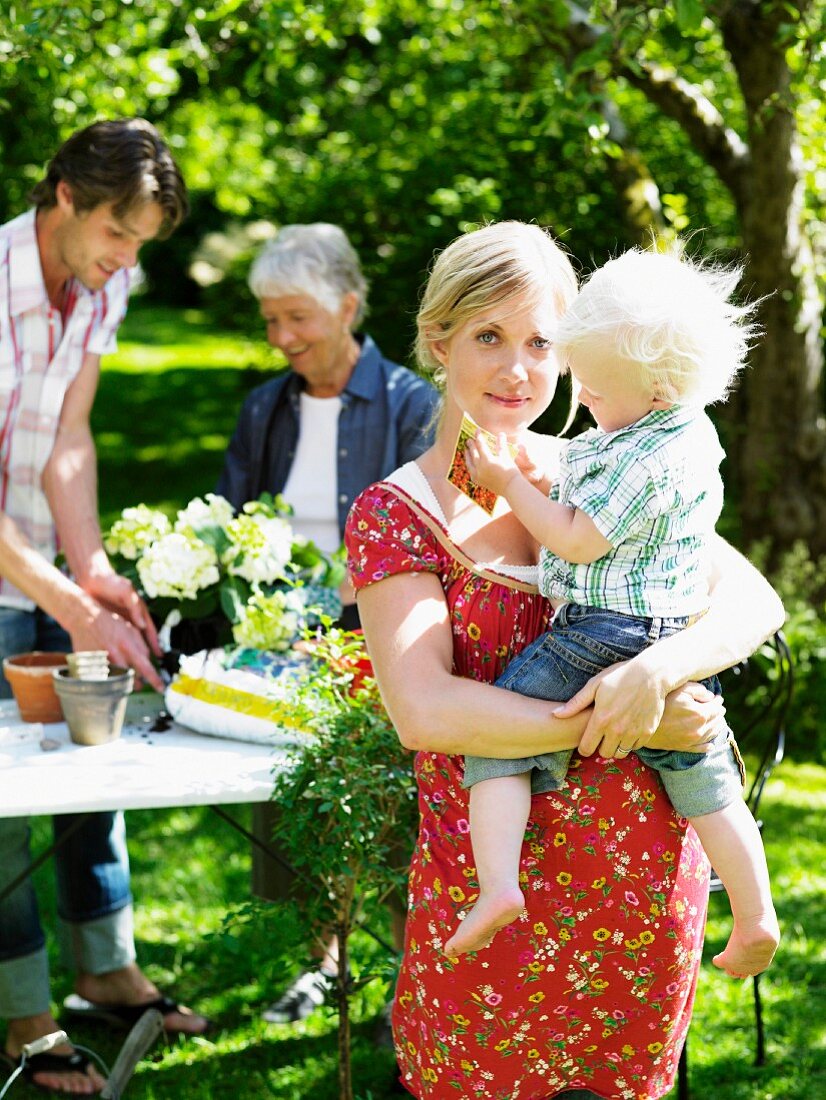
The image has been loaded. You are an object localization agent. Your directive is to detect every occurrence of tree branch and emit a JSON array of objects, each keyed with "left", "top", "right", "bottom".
[
  {"left": 560, "top": 1, "right": 752, "bottom": 207},
  {"left": 617, "top": 60, "right": 750, "bottom": 203}
]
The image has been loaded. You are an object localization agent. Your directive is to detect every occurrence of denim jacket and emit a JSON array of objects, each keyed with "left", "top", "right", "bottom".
[{"left": 216, "top": 333, "right": 439, "bottom": 536}]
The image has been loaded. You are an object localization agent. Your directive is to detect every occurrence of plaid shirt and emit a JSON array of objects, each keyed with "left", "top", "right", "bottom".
[
  {"left": 539, "top": 407, "right": 725, "bottom": 616},
  {"left": 0, "top": 209, "right": 131, "bottom": 610}
]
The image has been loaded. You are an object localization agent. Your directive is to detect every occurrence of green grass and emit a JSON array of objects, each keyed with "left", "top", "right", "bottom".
[
  {"left": 13, "top": 760, "right": 823, "bottom": 1099},
  {"left": 680, "top": 764, "right": 826, "bottom": 1099},
  {"left": 92, "top": 301, "right": 276, "bottom": 526},
  {"left": 23, "top": 803, "right": 400, "bottom": 1099},
  {"left": 7, "top": 303, "right": 821, "bottom": 1099}
]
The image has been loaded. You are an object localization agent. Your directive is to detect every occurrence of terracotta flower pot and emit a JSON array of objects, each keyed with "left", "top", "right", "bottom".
[{"left": 2, "top": 651, "right": 70, "bottom": 723}]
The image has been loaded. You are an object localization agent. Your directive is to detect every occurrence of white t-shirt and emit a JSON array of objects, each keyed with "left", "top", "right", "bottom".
[{"left": 281, "top": 393, "right": 343, "bottom": 553}]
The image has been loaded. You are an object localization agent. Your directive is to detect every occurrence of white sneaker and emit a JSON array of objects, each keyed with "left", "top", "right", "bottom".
[{"left": 261, "top": 968, "right": 335, "bottom": 1024}]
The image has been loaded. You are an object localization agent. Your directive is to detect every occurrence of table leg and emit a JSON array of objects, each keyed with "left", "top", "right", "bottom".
[
  {"left": 0, "top": 813, "right": 93, "bottom": 904},
  {"left": 207, "top": 804, "right": 398, "bottom": 956}
]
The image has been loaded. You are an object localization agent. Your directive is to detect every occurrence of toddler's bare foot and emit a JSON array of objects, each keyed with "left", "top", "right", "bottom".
[
  {"left": 444, "top": 889, "right": 524, "bottom": 957},
  {"left": 712, "top": 913, "right": 780, "bottom": 978}
]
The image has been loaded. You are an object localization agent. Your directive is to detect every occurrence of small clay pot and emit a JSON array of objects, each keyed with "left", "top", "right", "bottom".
[
  {"left": 53, "top": 667, "right": 135, "bottom": 745},
  {"left": 2, "top": 651, "right": 69, "bottom": 723}
]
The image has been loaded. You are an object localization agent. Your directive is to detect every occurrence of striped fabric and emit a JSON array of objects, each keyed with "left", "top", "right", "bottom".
[
  {"left": 0, "top": 209, "right": 131, "bottom": 610},
  {"left": 539, "top": 406, "right": 725, "bottom": 616}
]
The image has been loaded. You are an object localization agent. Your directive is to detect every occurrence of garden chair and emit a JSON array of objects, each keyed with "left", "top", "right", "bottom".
[{"left": 677, "top": 629, "right": 793, "bottom": 1100}]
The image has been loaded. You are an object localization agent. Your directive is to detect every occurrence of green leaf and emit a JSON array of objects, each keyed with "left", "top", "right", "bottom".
[
  {"left": 219, "top": 575, "right": 250, "bottom": 623},
  {"left": 674, "top": 0, "right": 705, "bottom": 33}
]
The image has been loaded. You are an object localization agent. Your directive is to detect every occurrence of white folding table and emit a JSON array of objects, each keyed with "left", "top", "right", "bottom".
[
  {"left": 0, "top": 694, "right": 295, "bottom": 902},
  {"left": 0, "top": 694, "right": 292, "bottom": 818}
]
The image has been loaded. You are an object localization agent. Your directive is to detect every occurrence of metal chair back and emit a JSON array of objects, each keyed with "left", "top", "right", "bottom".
[{"left": 678, "top": 629, "right": 793, "bottom": 1098}]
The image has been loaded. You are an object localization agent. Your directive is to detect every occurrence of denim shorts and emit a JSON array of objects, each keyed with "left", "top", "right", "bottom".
[{"left": 462, "top": 602, "right": 745, "bottom": 818}]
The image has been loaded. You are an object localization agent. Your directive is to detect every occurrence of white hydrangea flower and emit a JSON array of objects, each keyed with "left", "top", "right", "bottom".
[
  {"left": 104, "top": 505, "right": 171, "bottom": 560},
  {"left": 174, "top": 493, "right": 235, "bottom": 535},
  {"left": 232, "top": 589, "right": 300, "bottom": 651},
  {"left": 223, "top": 513, "right": 294, "bottom": 584},
  {"left": 137, "top": 533, "right": 220, "bottom": 600}
]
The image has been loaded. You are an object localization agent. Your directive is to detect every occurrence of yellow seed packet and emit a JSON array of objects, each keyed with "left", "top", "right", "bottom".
[{"left": 447, "top": 413, "right": 518, "bottom": 514}]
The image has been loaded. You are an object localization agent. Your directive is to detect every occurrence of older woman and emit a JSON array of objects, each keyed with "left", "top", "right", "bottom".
[
  {"left": 218, "top": 222, "right": 438, "bottom": 625},
  {"left": 217, "top": 223, "right": 438, "bottom": 1023},
  {"left": 345, "top": 221, "right": 784, "bottom": 1098}
]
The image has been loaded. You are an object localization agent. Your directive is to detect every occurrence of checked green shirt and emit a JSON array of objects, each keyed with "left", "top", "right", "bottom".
[{"left": 539, "top": 407, "right": 725, "bottom": 617}]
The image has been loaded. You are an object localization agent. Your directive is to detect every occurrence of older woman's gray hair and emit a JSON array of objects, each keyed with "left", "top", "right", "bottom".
[{"left": 248, "top": 223, "right": 369, "bottom": 326}]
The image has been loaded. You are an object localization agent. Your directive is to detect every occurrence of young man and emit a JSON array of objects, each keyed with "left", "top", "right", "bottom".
[{"left": 0, "top": 118, "right": 207, "bottom": 1095}]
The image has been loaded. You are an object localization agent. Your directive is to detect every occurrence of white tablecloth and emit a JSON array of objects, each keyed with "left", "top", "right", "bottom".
[{"left": 0, "top": 694, "right": 289, "bottom": 818}]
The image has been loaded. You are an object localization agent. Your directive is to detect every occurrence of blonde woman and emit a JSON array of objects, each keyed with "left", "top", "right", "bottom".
[{"left": 345, "top": 222, "right": 783, "bottom": 1099}]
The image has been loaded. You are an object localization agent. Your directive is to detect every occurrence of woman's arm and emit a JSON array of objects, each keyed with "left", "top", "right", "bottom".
[
  {"left": 357, "top": 570, "right": 722, "bottom": 758},
  {"left": 357, "top": 570, "right": 590, "bottom": 757},
  {"left": 566, "top": 532, "right": 785, "bottom": 758}
]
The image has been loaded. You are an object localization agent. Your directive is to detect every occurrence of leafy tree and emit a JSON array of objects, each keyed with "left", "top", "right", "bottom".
[
  {"left": 535, "top": 0, "right": 826, "bottom": 557},
  {"left": 1, "top": 0, "right": 823, "bottom": 556},
  {"left": 268, "top": 629, "right": 417, "bottom": 1100}
]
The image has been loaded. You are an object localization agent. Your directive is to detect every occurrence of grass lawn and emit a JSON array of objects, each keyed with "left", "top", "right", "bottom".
[
  {"left": 17, "top": 761, "right": 824, "bottom": 1099},
  {"left": 91, "top": 300, "right": 274, "bottom": 527},
  {"left": 8, "top": 303, "right": 822, "bottom": 1099}
]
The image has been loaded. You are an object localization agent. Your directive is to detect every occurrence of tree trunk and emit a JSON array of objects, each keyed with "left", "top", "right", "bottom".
[
  {"left": 335, "top": 916, "right": 353, "bottom": 1100},
  {"left": 723, "top": 4, "right": 826, "bottom": 557}
]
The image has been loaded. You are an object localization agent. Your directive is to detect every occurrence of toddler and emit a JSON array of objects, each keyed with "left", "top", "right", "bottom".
[{"left": 444, "top": 245, "right": 781, "bottom": 983}]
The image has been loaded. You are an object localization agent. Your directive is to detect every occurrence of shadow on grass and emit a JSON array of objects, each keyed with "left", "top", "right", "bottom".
[{"left": 127, "top": 1022, "right": 400, "bottom": 1100}]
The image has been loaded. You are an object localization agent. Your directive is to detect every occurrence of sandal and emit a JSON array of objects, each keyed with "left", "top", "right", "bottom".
[
  {"left": 0, "top": 1049, "right": 100, "bottom": 1095},
  {"left": 63, "top": 992, "right": 211, "bottom": 1036}
]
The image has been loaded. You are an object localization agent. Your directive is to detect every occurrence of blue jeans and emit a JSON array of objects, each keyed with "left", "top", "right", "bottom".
[
  {"left": 0, "top": 607, "right": 135, "bottom": 1018},
  {"left": 463, "top": 602, "right": 745, "bottom": 819}
]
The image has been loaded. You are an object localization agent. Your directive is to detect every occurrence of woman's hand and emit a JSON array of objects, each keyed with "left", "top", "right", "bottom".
[
  {"left": 554, "top": 659, "right": 724, "bottom": 759},
  {"left": 555, "top": 660, "right": 670, "bottom": 759}
]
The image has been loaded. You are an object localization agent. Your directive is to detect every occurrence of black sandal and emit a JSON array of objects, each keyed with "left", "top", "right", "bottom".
[
  {"left": 1, "top": 1049, "right": 98, "bottom": 1095},
  {"left": 63, "top": 992, "right": 212, "bottom": 1036}
]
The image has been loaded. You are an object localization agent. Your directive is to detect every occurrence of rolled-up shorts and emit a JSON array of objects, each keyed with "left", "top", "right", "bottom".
[{"left": 462, "top": 602, "right": 745, "bottom": 818}]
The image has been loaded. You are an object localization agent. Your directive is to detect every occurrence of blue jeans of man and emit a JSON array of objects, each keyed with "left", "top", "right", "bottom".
[
  {"left": 0, "top": 607, "right": 135, "bottom": 1018},
  {"left": 462, "top": 602, "right": 744, "bottom": 819}
]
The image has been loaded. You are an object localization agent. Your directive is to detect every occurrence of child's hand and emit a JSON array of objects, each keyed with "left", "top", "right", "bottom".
[
  {"left": 465, "top": 432, "right": 521, "bottom": 496},
  {"left": 515, "top": 439, "right": 552, "bottom": 494}
]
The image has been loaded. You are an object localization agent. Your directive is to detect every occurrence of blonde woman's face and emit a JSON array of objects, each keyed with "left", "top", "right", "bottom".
[{"left": 432, "top": 293, "right": 563, "bottom": 438}]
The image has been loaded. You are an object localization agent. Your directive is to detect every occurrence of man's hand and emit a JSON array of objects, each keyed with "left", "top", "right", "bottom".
[
  {"left": 465, "top": 432, "right": 520, "bottom": 496},
  {"left": 80, "top": 572, "right": 161, "bottom": 654},
  {"left": 70, "top": 588, "right": 164, "bottom": 692}
]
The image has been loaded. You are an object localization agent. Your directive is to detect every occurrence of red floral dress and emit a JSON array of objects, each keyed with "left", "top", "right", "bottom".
[{"left": 345, "top": 477, "right": 710, "bottom": 1100}]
